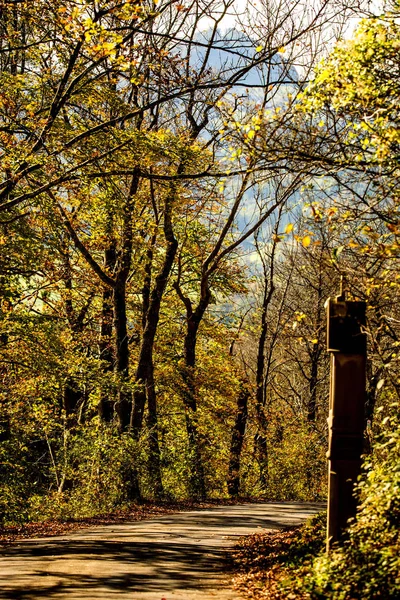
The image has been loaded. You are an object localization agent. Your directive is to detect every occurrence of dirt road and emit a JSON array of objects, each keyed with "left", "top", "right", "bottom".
[{"left": 0, "top": 502, "right": 321, "bottom": 600}]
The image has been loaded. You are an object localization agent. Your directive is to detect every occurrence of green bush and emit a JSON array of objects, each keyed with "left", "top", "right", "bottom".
[
  {"left": 242, "top": 418, "right": 328, "bottom": 502},
  {"left": 27, "top": 421, "right": 139, "bottom": 522},
  {"left": 291, "top": 402, "right": 400, "bottom": 599}
]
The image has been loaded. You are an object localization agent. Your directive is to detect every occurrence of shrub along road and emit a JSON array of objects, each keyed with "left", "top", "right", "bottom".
[{"left": 0, "top": 502, "right": 320, "bottom": 599}]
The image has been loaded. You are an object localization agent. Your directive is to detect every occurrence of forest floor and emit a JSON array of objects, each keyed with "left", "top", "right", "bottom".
[
  {"left": 230, "top": 512, "right": 326, "bottom": 599},
  {"left": 0, "top": 501, "right": 320, "bottom": 599}
]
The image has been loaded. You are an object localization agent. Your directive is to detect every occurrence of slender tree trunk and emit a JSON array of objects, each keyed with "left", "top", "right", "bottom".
[
  {"left": 98, "top": 244, "right": 116, "bottom": 422},
  {"left": 111, "top": 172, "right": 142, "bottom": 500},
  {"left": 113, "top": 172, "right": 140, "bottom": 433},
  {"left": 60, "top": 241, "right": 83, "bottom": 431},
  {"left": 63, "top": 378, "right": 82, "bottom": 430},
  {"left": 131, "top": 190, "right": 178, "bottom": 438},
  {"left": 98, "top": 286, "right": 114, "bottom": 422},
  {"left": 59, "top": 377, "right": 82, "bottom": 493},
  {"left": 174, "top": 273, "right": 211, "bottom": 499},
  {"left": 60, "top": 242, "right": 94, "bottom": 436},
  {"left": 254, "top": 283, "right": 274, "bottom": 490},
  {"left": 128, "top": 187, "right": 177, "bottom": 498},
  {"left": 227, "top": 380, "right": 249, "bottom": 497},
  {"left": 131, "top": 343, "right": 150, "bottom": 439},
  {"left": 181, "top": 310, "right": 208, "bottom": 499},
  {"left": 0, "top": 350, "right": 10, "bottom": 443},
  {"left": 364, "top": 363, "right": 383, "bottom": 454},
  {"left": 141, "top": 233, "right": 157, "bottom": 331},
  {"left": 307, "top": 280, "right": 323, "bottom": 422},
  {"left": 146, "top": 364, "right": 164, "bottom": 498},
  {"left": 130, "top": 251, "right": 178, "bottom": 436},
  {"left": 366, "top": 367, "right": 381, "bottom": 426},
  {"left": 308, "top": 346, "right": 319, "bottom": 422},
  {"left": 113, "top": 279, "right": 132, "bottom": 432},
  {"left": 58, "top": 241, "right": 95, "bottom": 492},
  {"left": 138, "top": 232, "right": 164, "bottom": 496},
  {"left": 252, "top": 222, "right": 281, "bottom": 491}
]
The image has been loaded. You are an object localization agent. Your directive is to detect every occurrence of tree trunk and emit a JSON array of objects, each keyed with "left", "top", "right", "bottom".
[
  {"left": 227, "top": 381, "right": 249, "bottom": 497},
  {"left": 113, "top": 171, "right": 140, "bottom": 434},
  {"left": 366, "top": 364, "right": 383, "bottom": 426},
  {"left": 308, "top": 345, "right": 320, "bottom": 422},
  {"left": 131, "top": 190, "right": 178, "bottom": 438},
  {"left": 98, "top": 286, "right": 114, "bottom": 422},
  {"left": 181, "top": 312, "right": 207, "bottom": 499},
  {"left": 141, "top": 233, "right": 157, "bottom": 331},
  {"left": 129, "top": 188, "right": 178, "bottom": 497},
  {"left": 98, "top": 244, "right": 116, "bottom": 422},
  {"left": 174, "top": 273, "right": 211, "bottom": 498},
  {"left": 308, "top": 271, "right": 323, "bottom": 422},
  {"left": 63, "top": 378, "right": 82, "bottom": 430},
  {"left": 113, "top": 279, "right": 132, "bottom": 432},
  {"left": 146, "top": 364, "right": 164, "bottom": 498},
  {"left": 254, "top": 283, "right": 273, "bottom": 490},
  {"left": 58, "top": 377, "right": 83, "bottom": 493}
]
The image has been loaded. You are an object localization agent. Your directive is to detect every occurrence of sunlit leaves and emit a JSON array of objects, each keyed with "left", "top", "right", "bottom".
[{"left": 301, "top": 17, "right": 400, "bottom": 168}]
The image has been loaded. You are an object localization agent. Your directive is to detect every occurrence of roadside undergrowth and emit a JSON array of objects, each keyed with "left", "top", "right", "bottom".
[{"left": 230, "top": 512, "right": 326, "bottom": 599}]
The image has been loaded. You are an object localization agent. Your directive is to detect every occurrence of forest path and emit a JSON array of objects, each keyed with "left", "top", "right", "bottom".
[{"left": 0, "top": 502, "right": 321, "bottom": 600}]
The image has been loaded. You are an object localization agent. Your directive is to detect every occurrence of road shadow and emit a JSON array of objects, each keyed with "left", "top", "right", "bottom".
[
  {"left": 0, "top": 537, "right": 230, "bottom": 598},
  {"left": 0, "top": 502, "right": 323, "bottom": 599}
]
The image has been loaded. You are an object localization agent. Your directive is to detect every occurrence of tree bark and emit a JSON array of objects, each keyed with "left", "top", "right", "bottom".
[
  {"left": 128, "top": 186, "right": 178, "bottom": 500},
  {"left": 307, "top": 273, "right": 323, "bottom": 422},
  {"left": 308, "top": 345, "right": 320, "bottom": 422},
  {"left": 60, "top": 242, "right": 94, "bottom": 430},
  {"left": 227, "top": 381, "right": 249, "bottom": 497},
  {"left": 113, "top": 171, "right": 140, "bottom": 433},
  {"left": 113, "top": 279, "right": 132, "bottom": 432},
  {"left": 146, "top": 364, "right": 164, "bottom": 498},
  {"left": 98, "top": 244, "right": 116, "bottom": 422},
  {"left": 254, "top": 283, "right": 270, "bottom": 490},
  {"left": 181, "top": 305, "right": 209, "bottom": 499},
  {"left": 174, "top": 270, "right": 211, "bottom": 499},
  {"left": 131, "top": 187, "right": 178, "bottom": 438},
  {"left": 253, "top": 227, "right": 280, "bottom": 490},
  {"left": 141, "top": 233, "right": 157, "bottom": 331}
]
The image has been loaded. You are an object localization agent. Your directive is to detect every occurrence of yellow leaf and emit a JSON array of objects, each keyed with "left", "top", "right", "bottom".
[
  {"left": 247, "top": 130, "right": 255, "bottom": 139},
  {"left": 312, "top": 339, "right": 318, "bottom": 344},
  {"left": 278, "top": 46, "right": 286, "bottom": 54},
  {"left": 302, "top": 236, "right": 311, "bottom": 247},
  {"left": 256, "top": 45, "right": 263, "bottom": 52},
  {"left": 285, "top": 223, "right": 294, "bottom": 234},
  {"left": 318, "top": 69, "right": 331, "bottom": 82}
]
